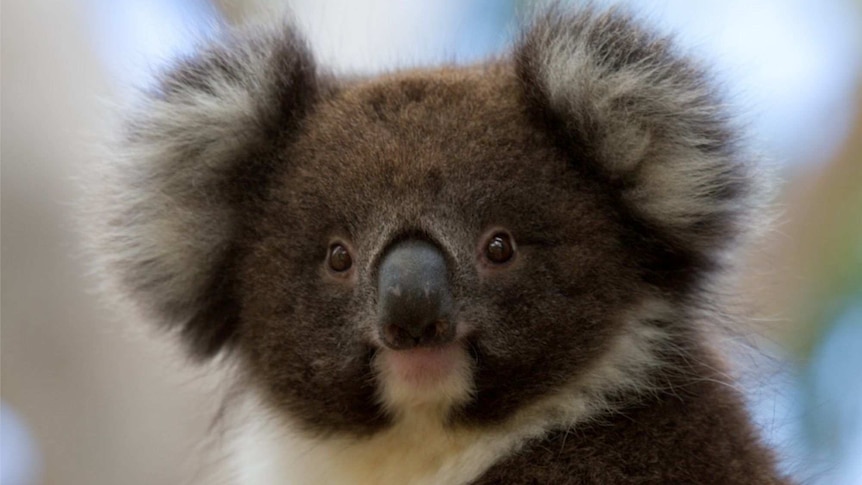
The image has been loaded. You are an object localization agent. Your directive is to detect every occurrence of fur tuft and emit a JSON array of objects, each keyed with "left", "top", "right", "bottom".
[
  {"left": 86, "top": 23, "right": 322, "bottom": 359},
  {"left": 515, "top": 6, "right": 765, "bottom": 256}
]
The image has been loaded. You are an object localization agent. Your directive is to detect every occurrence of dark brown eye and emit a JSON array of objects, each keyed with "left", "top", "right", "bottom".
[
  {"left": 328, "top": 244, "right": 353, "bottom": 272},
  {"left": 485, "top": 233, "right": 514, "bottom": 264}
]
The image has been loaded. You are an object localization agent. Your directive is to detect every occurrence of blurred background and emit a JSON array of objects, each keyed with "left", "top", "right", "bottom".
[{"left": 2, "top": 0, "right": 861, "bottom": 483}]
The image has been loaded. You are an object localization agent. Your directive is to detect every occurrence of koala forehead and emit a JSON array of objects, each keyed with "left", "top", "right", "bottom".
[
  {"left": 268, "top": 66, "right": 604, "bottom": 241},
  {"left": 296, "top": 66, "right": 530, "bottom": 176}
]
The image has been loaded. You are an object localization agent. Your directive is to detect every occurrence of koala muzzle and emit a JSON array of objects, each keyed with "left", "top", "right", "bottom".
[{"left": 377, "top": 240, "right": 454, "bottom": 350}]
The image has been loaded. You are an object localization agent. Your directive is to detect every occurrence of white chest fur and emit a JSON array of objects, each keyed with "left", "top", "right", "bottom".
[{"left": 234, "top": 403, "right": 516, "bottom": 485}]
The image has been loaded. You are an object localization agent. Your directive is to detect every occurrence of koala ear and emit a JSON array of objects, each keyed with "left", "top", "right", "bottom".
[
  {"left": 89, "top": 23, "right": 322, "bottom": 360},
  {"left": 515, "top": 7, "right": 765, "bottom": 256}
]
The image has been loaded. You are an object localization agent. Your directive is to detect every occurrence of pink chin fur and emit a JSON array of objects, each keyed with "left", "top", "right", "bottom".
[{"left": 379, "top": 343, "right": 465, "bottom": 386}]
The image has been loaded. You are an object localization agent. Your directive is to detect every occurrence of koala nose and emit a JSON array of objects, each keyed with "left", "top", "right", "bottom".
[{"left": 377, "top": 240, "right": 454, "bottom": 350}]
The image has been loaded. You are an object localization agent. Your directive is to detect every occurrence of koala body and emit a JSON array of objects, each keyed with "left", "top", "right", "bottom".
[{"left": 91, "top": 6, "right": 789, "bottom": 484}]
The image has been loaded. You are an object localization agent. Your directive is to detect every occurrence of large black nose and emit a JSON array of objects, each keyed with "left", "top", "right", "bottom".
[{"left": 377, "top": 240, "right": 454, "bottom": 350}]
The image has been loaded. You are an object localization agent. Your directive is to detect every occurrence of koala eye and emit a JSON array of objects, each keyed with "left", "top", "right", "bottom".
[
  {"left": 328, "top": 243, "right": 353, "bottom": 272},
  {"left": 484, "top": 232, "right": 515, "bottom": 265}
]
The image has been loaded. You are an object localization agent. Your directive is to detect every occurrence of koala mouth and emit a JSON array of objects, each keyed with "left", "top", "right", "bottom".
[
  {"left": 373, "top": 340, "right": 475, "bottom": 413},
  {"left": 378, "top": 342, "right": 466, "bottom": 387}
]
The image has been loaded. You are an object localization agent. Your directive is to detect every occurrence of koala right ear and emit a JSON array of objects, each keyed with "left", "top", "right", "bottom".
[
  {"left": 514, "top": 7, "right": 767, "bottom": 261},
  {"left": 88, "top": 23, "right": 323, "bottom": 360}
]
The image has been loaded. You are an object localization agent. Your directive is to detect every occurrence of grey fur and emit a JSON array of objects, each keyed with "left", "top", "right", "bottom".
[{"left": 85, "top": 6, "right": 786, "bottom": 484}]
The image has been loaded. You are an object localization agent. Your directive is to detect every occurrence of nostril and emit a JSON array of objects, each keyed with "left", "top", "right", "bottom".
[
  {"left": 426, "top": 320, "right": 448, "bottom": 342},
  {"left": 382, "top": 323, "right": 420, "bottom": 350},
  {"left": 421, "top": 322, "right": 438, "bottom": 343},
  {"left": 381, "top": 319, "right": 451, "bottom": 350}
]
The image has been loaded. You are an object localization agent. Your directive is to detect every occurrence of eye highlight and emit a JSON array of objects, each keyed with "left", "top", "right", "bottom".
[
  {"left": 484, "top": 232, "right": 515, "bottom": 265},
  {"left": 328, "top": 243, "right": 353, "bottom": 272}
]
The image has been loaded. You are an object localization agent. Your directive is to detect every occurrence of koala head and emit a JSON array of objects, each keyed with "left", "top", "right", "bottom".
[{"left": 91, "top": 8, "right": 761, "bottom": 437}]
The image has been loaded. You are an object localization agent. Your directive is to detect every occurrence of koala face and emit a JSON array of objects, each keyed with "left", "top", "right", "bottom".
[
  {"left": 91, "top": 8, "right": 760, "bottom": 442},
  {"left": 236, "top": 69, "right": 644, "bottom": 434}
]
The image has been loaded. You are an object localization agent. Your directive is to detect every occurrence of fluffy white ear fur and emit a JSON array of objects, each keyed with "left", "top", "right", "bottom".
[
  {"left": 86, "top": 25, "right": 320, "bottom": 357},
  {"left": 517, "top": 6, "right": 766, "bottom": 254}
]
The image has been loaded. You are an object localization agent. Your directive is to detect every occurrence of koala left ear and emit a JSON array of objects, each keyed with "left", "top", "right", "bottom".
[
  {"left": 88, "top": 23, "right": 324, "bottom": 360},
  {"left": 515, "top": 7, "right": 765, "bottom": 257}
]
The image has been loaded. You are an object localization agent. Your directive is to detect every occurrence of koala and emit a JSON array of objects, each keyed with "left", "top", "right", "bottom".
[{"left": 89, "top": 5, "right": 790, "bottom": 484}]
